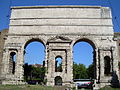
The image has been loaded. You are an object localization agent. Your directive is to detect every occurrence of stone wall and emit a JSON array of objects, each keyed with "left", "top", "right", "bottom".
[
  {"left": 0, "top": 29, "right": 8, "bottom": 76},
  {"left": 114, "top": 32, "right": 120, "bottom": 78},
  {"left": 9, "top": 6, "right": 113, "bottom": 35},
  {"left": 0, "top": 6, "right": 119, "bottom": 89},
  {"left": 114, "top": 33, "right": 120, "bottom": 62}
]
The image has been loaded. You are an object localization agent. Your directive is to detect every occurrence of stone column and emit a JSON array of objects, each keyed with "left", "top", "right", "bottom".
[
  {"left": 67, "top": 49, "right": 73, "bottom": 81},
  {"left": 45, "top": 45, "right": 48, "bottom": 68},
  {"left": 95, "top": 48, "right": 100, "bottom": 82},
  {"left": 99, "top": 49, "right": 104, "bottom": 81},
  {"left": 112, "top": 47, "right": 119, "bottom": 78},
  {"left": 47, "top": 49, "right": 54, "bottom": 86},
  {"left": 2, "top": 48, "right": 9, "bottom": 75},
  {"left": 44, "top": 45, "right": 48, "bottom": 84},
  {"left": 15, "top": 48, "right": 24, "bottom": 82}
]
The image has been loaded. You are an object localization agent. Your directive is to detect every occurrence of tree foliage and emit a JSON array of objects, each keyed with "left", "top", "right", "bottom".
[
  {"left": 87, "top": 63, "right": 94, "bottom": 79},
  {"left": 23, "top": 62, "right": 95, "bottom": 83},
  {"left": 23, "top": 63, "right": 46, "bottom": 83},
  {"left": 73, "top": 62, "right": 88, "bottom": 79},
  {"left": 57, "top": 63, "right": 62, "bottom": 72},
  {"left": 73, "top": 62, "right": 94, "bottom": 79}
]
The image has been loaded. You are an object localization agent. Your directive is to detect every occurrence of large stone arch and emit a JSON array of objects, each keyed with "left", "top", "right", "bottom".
[
  {"left": 72, "top": 37, "right": 97, "bottom": 79},
  {"left": 23, "top": 38, "right": 46, "bottom": 49},
  {"left": 73, "top": 37, "right": 97, "bottom": 49},
  {"left": 23, "top": 37, "right": 46, "bottom": 61},
  {"left": 0, "top": 5, "right": 119, "bottom": 89}
]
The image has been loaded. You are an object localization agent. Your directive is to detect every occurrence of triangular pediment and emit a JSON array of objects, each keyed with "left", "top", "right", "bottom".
[{"left": 48, "top": 36, "right": 72, "bottom": 43}]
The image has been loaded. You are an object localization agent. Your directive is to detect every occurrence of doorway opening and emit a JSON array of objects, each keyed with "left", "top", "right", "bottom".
[
  {"left": 104, "top": 56, "right": 111, "bottom": 76},
  {"left": 55, "top": 76, "right": 62, "bottom": 86}
]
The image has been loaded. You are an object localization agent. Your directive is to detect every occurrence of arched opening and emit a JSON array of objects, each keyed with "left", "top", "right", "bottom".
[
  {"left": 55, "top": 56, "right": 62, "bottom": 72},
  {"left": 55, "top": 76, "right": 62, "bottom": 86},
  {"left": 10, "top": 52, "right": 16, "bottom": 74},
  {"left": 104, "top": 56, "right": 111, "bottom": 76},
  {"left": 23, "top": 39, "right": 46, "bottom": 84},
  {"left": 73, "top": 39, "right": 96, "bottom": 79}
]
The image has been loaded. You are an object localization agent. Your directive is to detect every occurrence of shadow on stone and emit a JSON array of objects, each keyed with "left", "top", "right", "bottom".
[{"left": 110, "top": 71, "right": 120, "bottom": 88}]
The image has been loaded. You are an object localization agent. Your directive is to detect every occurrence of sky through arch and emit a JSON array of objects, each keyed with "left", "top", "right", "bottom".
[
  {"left": 73, "top": 41, "right": 94, "bottom": 67},
  {"left": 24, "top": 41, "right": 45, "bottom": 65}
]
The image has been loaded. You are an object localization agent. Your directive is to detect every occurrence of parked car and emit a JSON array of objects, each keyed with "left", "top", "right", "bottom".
[{"left": 74, "top": 79, "right": 93, "bottom": 89}]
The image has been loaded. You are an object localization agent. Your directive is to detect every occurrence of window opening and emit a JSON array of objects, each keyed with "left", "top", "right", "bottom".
[
  {"left": 55, "top": 56, "right": 62, "bottom": 72},
  {"left": 104, "top": 56, "right": 111, "bottom": 76}
]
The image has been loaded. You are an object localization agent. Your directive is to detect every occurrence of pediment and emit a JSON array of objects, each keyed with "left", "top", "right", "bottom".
[{"left": 48, "top": 36, "right": 72, "bottom": 43}]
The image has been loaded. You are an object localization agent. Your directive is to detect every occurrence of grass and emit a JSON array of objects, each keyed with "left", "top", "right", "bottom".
[
  {"left": 99, "top": 86, "right": 120, "bottom": 90},
  {"left": 0, "top": 85, "right": 120, "bottom": 90},
  {"left": 0, "top": 85, "right": 60, "bottom": 90}
]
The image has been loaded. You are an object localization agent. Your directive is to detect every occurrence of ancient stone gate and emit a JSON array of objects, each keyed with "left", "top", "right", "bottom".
[{"left": 0, "top": 6, "right": 119, "bottom": 88}]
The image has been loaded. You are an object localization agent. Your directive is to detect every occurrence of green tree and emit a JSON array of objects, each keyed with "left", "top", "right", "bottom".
[
  {"left": 78, "top": 64, "right": 88, "bottom": 79},
  {"left": 57, "top": 63, "right": 62, "bottom": 72},
  {"left": 87, "top": 63, "right": 94, "bottom": 79},
  {"left": 73, "top": 62, "right": 79, "bottom": 79},
  {"left": 23, "top": 63, "right": 46, "bottom": 83},
  {"left": 73, "top": 62, "right": 88, "bottom": 79},
  {"left": 30, "top": 66, "right": 46, "bottom": 82},
  {"left": 23, "top": 63, "right": 32, "bottom": 81},
  {"left": 73, "top": 62, "right": 95, "bottom": 79}
]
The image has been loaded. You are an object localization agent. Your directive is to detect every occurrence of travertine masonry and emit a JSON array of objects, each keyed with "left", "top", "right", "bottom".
[
  {"left": 115, "top": 33, "right": 120, "bottom": 62},
  {"left": 0, "top": 6, "right": 119, "bottom": 89},
  {"left": 0, "top": 29, "right": 8, "bottom": 78}
]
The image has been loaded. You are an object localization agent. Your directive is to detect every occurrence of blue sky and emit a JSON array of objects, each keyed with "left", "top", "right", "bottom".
[
  {"left": 24, "top": 42, "right": 45, "bottom": 65},
  {"left": 24, "top": 41, "right": 93, "bottom": 67},
  {"left": 0, "top": 0, "right": 120, "bottom": 32},
  {"left": 0, "top": 0, "right": 120, "bottom": 67}
]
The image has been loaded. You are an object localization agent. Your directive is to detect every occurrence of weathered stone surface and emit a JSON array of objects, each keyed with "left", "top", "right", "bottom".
[
  {"left": 0, "top": 6, "right": 119, "bottom": 89},
  {"left": 114, "top": 32, "right": 120, "bottom": 80},
  {"left": 9, "top": 6, "right": 113, "bottom": 35},
  {"left": 0, "top": 29, "right": 8, "bottom": 77},
  {"left": 114, "top": 33, "right": 120, "bottom": 62}
]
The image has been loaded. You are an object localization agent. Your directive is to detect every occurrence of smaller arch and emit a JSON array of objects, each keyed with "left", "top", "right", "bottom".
[
  {"left": 55, "top": 56, "right": 63, "bottom": 60},
  {"left": 55, "top": 76, "right": 62, "bottom": 86},
  {"left": 10, "top": 52, "right": 16, "bottom": 59},
  {"left": 55, "top": 56, "right": 62, "bottom": 72},
  {"left": 9, "top": 52, "right": 16, "bottom": 74},
  {"left": 104, "top": 56, "right": 111, "bottom": 76}
]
